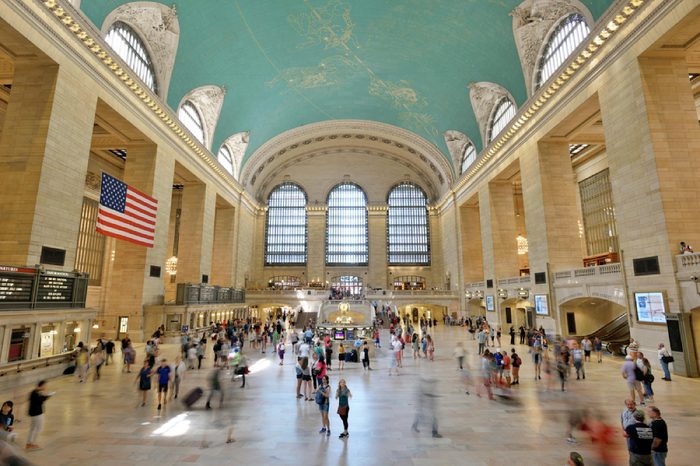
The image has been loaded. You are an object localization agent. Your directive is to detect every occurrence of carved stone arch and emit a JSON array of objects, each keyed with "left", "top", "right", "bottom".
[
  {"left": 443, "top": 130, "right": 475, "bottom": 175},
  {"left": 468, "top": 82, "right": 515, "bottom": 147},
  {"left": 178, "top": 85, "right": 226, "bottom": 151},
  {"left": 510, "top": 0, "right": 593, "bottom": 97},
  {"left": 101, "top": 2, "right": 180, "bottom": 99},
  {"left": 219, "top": 132, "right": 250, "bottom": 180}
]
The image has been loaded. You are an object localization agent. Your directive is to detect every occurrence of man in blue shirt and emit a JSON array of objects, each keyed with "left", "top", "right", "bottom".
[{"left": 155, "top": 359, "right": 172, "bottom": 410}]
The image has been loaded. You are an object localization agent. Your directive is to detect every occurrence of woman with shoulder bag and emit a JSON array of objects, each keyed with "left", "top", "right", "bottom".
[
  {"left": 657, "top": 343, "right": 673, "bottom": 381},
  {"left": 642, "top": 357, "right": 654, "bottom": 402},
  {"left": 336, "top": 379, "right": 352, "bottom": 439}
]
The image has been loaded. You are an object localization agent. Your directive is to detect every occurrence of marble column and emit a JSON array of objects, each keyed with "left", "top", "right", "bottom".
[
  {"left": 177, "top": 183, "right": 216, "bottom": 284},
  {"left": 211, "top": 202, "right": 237, "bottom": 286}
]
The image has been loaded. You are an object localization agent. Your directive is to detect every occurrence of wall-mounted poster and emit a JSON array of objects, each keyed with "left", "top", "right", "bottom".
[
  {"left": 634, "top": 292, "right": 667, "bottom": 324},
  {"left": 535, "top": 294, "right": 549, "bottom": 315},
  {"left": 485, "top": 295, "right": 495, "bottom": 312}
]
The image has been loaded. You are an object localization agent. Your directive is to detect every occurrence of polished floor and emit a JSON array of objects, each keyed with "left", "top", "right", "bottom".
[{"left": 1, "top": 326, "right": 699, "bottom": 466}]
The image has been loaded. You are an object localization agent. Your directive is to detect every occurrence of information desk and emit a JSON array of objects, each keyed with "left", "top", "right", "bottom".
[
  {"left": 316, "top": 325, "right": 373, "bottom": 342},
  {"left": 0, "top": 265, "right": 88, "bottom": 309}
]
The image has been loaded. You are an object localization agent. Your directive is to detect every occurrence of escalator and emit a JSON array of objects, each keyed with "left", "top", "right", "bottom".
[{"left": 573, "top": 313, "right": 630, "bottom": 355}]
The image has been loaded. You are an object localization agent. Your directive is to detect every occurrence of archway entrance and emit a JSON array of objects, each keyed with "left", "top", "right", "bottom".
[
  {"left": 499, "top": 298, "right": 532, "bottom": 331},
  {"left": 559, "top": 297, "right": 628, "bottom": 339}
]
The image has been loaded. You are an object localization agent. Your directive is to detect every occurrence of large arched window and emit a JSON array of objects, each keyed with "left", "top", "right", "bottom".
[
  {"left": 535, "top": 13, "right": 590, "bottom": 90},
  {"left": 178, "top": 101, "right": 205, "bottom": 144},
  {"left": 217, "top": 144, "right": 234, "bottom": 175},
  {"left": 460, "top": 143, "right": 477, "bottom": 174},
  {"left": 488, "top": 97, "right": 517, "bottom": 143},
  {"left": 387, "top": 183, "right": 430, "bottom": 265},
  {"left": 265, "top": 183, "right": 308, "bottom": 265},
  {"left": 105, "top": 21, "right": 158, "bottom": 94},
  {"left": 326, "top": 183, "right": 368, "bottom": 265}
]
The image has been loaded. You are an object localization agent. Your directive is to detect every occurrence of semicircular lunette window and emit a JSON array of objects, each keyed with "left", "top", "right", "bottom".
[
  {"left": 265, "top": 183, "right": 308, "bottom": 265},
  {"left": 460, "top": 143, "right": 477, "bottom": 174},
  {"left": 535, "top": 13, "right": 590, "bottom": 90},
  {"left": 178, "top": 101, "right": 205, "bottom": 145},
  {"left": 326, "top": 183, "right": 368, "bottom": 266},
  {"left": 217, "top": 144, "right": 234, "bottom": 175},
  {"left": 387, "top": 183, "right": 430, "bottom": 265},
  {"left": 488, "top": 98, "right": 517, "bottom": 144},
  {"left": 105, "top": 21, "right": 158, "bottom": 94}
]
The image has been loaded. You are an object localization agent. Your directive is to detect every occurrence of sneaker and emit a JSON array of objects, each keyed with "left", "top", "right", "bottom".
[
  {"left": 326, "top": 430, "right": 331, "bottom": 437},
  {"left": 566, "top": 437, "right": 577, "bottom": 444},
  {"left": 432, "top": 433, "right": 442, "bottom": 438},
  {"left": 319, "top": 427, "right": 327, "bottom": 434}
]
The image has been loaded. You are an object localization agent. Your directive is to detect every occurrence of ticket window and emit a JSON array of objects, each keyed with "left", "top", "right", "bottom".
[{"left": 8, "top": 328, "right": 30, "bottom": 362}]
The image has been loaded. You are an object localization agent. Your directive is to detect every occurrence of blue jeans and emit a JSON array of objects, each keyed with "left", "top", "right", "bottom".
[
  {"left": 652, "top": 451, "right": 666, "bottom": 466},
  {"left": 659, "top": 359, "right": 671, "bottom": 380}
]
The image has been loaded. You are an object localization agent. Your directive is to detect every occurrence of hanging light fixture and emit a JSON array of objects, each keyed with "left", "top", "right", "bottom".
[
  {"left": 516, "top": 234, "right": 529, "bottom": 255},
  {"left": 166, "top": 185, "right": 183, "bottom": 276}
]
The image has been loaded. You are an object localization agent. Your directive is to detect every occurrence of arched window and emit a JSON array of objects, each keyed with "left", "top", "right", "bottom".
[
  {"left": 326, "top": 183, "right": 368, "bottom": 265},
  {"left": 265, "top": 183, "right": 307, "bottom": 265},
  {"left": 460, "top": 143, "right": 477, "bottom": 174},
  {"left": 217, "top": 145, "right": 234, "bottom": 175},
  {"left": 535, "top": 13, "right": 590, "bottom": 90},
  {"left": 105, "top": 21, "right": 158, "bottom": 94},
  {"left": 488, "top": 97, "right": 517, "bottom": 143},
  {"left": 178, "top": 101, "right": 205, "bottom": 144},
  {"left": 387, "top": 183, "right": 430, "bottom": 265}
]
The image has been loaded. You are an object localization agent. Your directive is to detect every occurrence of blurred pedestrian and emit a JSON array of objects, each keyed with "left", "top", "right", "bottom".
[
  {"left": 411, "top": 377, "right": 441, "bottom": 438},
  {"left": 26, "top": 381, "right": 53, "bottom": 450}
]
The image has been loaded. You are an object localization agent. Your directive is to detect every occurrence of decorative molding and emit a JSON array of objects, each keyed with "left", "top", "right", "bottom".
[
  {"left": 450, "top": 0, "right": 653, "bottom": 210},
  {"left": 443, "top": 130, "right": 473, "bottom": 175},
  {"left": 85, "top": 171, "right": 100, "bottom": 191},
  {"left": 241, "top": 120, "right": 454, "bottom": 196},
  {"left": 179, "top": 85, "right": 226, "bottom": 151},
  {"left": 101, "top": 1, "right": 179, "bottom": 99},
  {"left": 219, "top": 131, "right": 249, "bottom": 180},
  {"left": 468, "top": 82, "right": 512, "bottom": 147}
]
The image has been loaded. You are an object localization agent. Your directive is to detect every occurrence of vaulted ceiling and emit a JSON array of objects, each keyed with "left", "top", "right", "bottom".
[{"left": 81, "top": 0, "right": 613, "bottom": 172}]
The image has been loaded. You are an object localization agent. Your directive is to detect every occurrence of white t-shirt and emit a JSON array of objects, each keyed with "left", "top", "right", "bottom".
[
  {"left": 299, "top": 343, "right": 310, "bottom": 359},
  {"left": 392, "top": 339, "right": 402, "bottom": 353}
]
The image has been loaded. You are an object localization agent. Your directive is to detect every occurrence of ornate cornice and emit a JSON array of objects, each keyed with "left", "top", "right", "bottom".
[
  {"left": 446, "top": 0, "right": 650, "bottom": 210},
  {"left": 34, "top": 0, "right": 253, "bottom": 201}
]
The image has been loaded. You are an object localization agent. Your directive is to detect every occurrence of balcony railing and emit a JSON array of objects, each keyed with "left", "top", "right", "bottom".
[
  {"left": 497, "top": 275, "right": 531, "bottom": 287},
  {"left": 465, "top": 281, "right": 485, "bottom": 289},
  {"left": 553, "top": 262, "right": 622, "bottom": 284},
  {"left": 0, "top": 353, "right": 73, "bottom": 378},
  {"left": 676, "top": 253, "right": 700, "bottom": 274}
]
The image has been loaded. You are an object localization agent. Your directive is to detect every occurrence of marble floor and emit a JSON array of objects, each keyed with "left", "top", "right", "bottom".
[{"left": 1, "top": 326, "right": 699, "bottom": 466}]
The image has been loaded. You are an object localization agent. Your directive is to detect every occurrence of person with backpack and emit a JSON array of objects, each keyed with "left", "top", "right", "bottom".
[
  {"left": 316, "top": 375, "right": 331, "bottom": 436},
  {"left": 510, "top": 349, "right": 522, "bottom": 385}
]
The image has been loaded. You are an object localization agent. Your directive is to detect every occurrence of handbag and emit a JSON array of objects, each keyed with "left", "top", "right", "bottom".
[
  {"left": 337, "top": 405, "right": 349, "bottom": 416},
  {"left": 662, "top": 355, "right": 674, "bottom": 364}
]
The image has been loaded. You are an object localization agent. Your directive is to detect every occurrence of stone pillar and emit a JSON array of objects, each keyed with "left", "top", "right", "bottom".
[
  {"left": 0, "top": 60, "right": 96, "bottom": 268},
  {"left": 211, "top": 202, "right": 237, "bottom": 286},
  {"left": 306, "top": 208, "right": 326, "bottom": 284},
  {"left": 460, "top": 204, "right": 483, "bottom": 283},
  {"left": 367, "top": 207, "right": 388, "bottom": 289},
  {"left": 479, "top": 181, "right": 519, "bottom": 281},
  {"left": 599, "top": 54, "right": 700, "bottom": 360},
  {"left": 0, "top": 326, "right": 11, "bottom": 364},
  {"left": 29, "top": 323, "right": 41, "bottom": 359},
  {"left": 103, "top": 144, "right": 175, "bottom": 341},
  {"left": 521, "top": 141, "right": 584, "bottom": 273},
  {"left": 177, "top": 183, "right": 216, "bottom": 284}
]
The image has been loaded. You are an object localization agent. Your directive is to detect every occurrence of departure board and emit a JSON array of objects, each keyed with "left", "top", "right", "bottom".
[
  {"left": 37, "top": 272, "right": 74, "bottom": 302},
  {"left": 0, "top": 267, "right": 36, "bottom": 302}
]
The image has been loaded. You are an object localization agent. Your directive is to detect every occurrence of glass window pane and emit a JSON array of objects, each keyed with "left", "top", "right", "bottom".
[
  {"left": 488, "top": 98, "right": 516, "bottom": 143},
  {"left": 178, "top": 101, "right": 205, "bottom": 144},
  {"left": 535, "top": 14, "right": 590, "bottom": 90},
  {"left": 105, "top": 21, "right": 158, "bottom": 94},
  {"left": 579, "top": 169, "right": 619, "bottom": 255},
  {"left": 460, "top": 143, "right": 477, "bottom": 174},
  {"left": 218, "top": 145, "right": 234, "bottom": 175},
  {"left": 326, "top": 183, "right": 368, "bottom": 265},
  {"left": 265, "top": 183, "right": 308, "bottom": 265},
  {"left": 387, "top": 183, "right": 430, "bottom": 265}
]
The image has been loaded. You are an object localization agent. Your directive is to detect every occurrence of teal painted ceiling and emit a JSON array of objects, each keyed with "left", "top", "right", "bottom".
[{"left": 82, "top": 0, "right": 613, "bottom": 168}]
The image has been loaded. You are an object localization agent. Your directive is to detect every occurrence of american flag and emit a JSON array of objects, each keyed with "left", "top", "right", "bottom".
[{"left": 96, "top": 172, "right": 158, "bottom": 248}]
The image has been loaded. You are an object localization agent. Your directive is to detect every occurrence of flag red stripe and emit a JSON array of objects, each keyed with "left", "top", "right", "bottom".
[
  {"left": 127, "top": 185, "right": 157, "bottom": 205},
  {"left": 124, "top": 200, "right": 157, "bottom": 220},
  {"left": 97, "top": 215, "right": 155, "bottom": 241},
  {"left": 126, "top": 192, "right": 158, "bottom": 211},
  {"left": 98, "top": 209, "right": 155, "bottom": 233},
  {"left": 96, "top": 227, "right": 154, "bottom": 248}
]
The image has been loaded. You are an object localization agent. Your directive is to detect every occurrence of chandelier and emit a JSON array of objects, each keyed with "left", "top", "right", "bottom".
[
  {"left": 516, "top": 234, "right": 528, "bottom": 255},
  {"left": 166, "top": 255, "right": 178, "bottom": 275}
]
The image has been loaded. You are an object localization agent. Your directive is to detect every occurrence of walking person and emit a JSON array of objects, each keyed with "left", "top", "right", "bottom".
[
  {"left": 205, "top": 366, "right": 224, "bottom": 409},
  {"left": 105, "top": 339, "right": 115, "bottom": 365},
  {"left": 26, "top": 381, "right": 54, "bottom": 451},
  {"left": 519, "top": 325, "right": 526, "bottom": 345},
  {"left": 572, "top": 342, "right": 585, "bottom": 380},
  {"left": 657, "top": 343, "right": 672, "bottom": 381},
  {"left": 75, "top": 342, "right": 89, "bottom": 383},
  {"left": 389, "top": 336, "right": 401, "bottom": 375},
  {"left": 453, "top": 342, "right": 465, "bottom": 370},
  {"left": 336, "top": 379, "right": 352, "bottom": 439},
  {"left": 316, "top": 375, "right": 331, "bottom": 436},
  {"left": 476, "top": 328, "right": 487, "bottom": 355},
  {"left": 509, "top": 326, "right": 515, "bottom": 345},
  {"left": 301, "top": 357, "right": 313, "bottom": 401},
  {"left": 155, "top": 359, "right": 172, "bottom": 410},
  {"left": 197, "top": 339, "right": 206, "bottom": 370},
  {"left": 123, "top": 342, "right": 135, "bottom": 373},
  {"left": 581, "top": 336, "right": 593, "bottom": 363},
  {"left": 90, "top": 346, "right": 105, "bottom": 381},
  {"left": 361, "top": 340, "right": 371, "bottom": 371},
  {"left": 646, "top": 406, "right": 668, "bottom": 466},
  {"left": 277, "top": 340, "right": 286, "bottom": 366},
  {"left": 338, "top": 343, "right": 346, "bottom": 371},
  {"left": 411, "top": 376, "right": 442, "bottom": 438},
  {"left": 170, "top": 356, "right": 186, "bottom": 400},
  {"left": 641, "top": 357, "right": 654, "bottom": 403},
  {"left": 594, "top": 336, "right": 603, "bottom": 363},
  {"left": 510, "top": 348, "right": 521, "bottom": 385},
  {"left": 426, "top": 335, "right": 435, "bottom": 361},
  {"left": 136, "top": 360, "right": 153, "bottom": 407}
]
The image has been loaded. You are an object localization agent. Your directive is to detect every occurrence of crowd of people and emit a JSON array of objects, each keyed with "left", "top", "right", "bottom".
[{"left": 0, "top": 312, "right": 678, "bottom": 465}]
